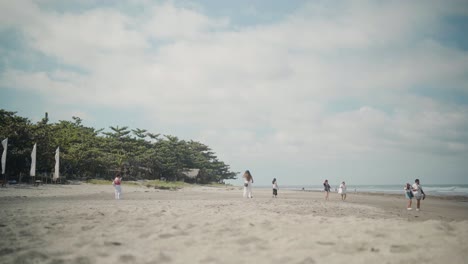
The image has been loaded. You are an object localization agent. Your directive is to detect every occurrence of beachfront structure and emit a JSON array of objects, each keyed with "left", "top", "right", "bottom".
[{"left": 181, "top": 169, "right": 200, "bottom": 183}]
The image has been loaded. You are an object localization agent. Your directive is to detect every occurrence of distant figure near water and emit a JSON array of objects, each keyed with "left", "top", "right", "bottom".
[
  {"left": 243, "top": 170, "right": 254, "bottom": 198},
  {"left": 323, "top": 180, "right": 331, "bottom": 200},
  {"left": 338, "top": 181, "right": 347, "bottom": 201},
  {"left": 112, "top": 173, "right": 122, "bottom": 200},
  {"left": 272, "top": 178, "right": 278, "bottom": 198}
]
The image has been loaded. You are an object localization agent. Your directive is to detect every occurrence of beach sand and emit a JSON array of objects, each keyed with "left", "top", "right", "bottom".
[{"left": 1, "top": 184, "right": 467, "bottom": 264}]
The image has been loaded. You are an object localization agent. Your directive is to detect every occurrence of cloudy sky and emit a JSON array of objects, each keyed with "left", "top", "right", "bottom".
[{"left": 1, "top": 0, "right": 468, "bottom": 185}]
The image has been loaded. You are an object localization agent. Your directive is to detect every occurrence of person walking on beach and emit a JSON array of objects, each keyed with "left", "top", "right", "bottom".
[
  {"left": 338, "top": 181, "right": 347, "bottom": 201},
  {"left": 404, "top": 183, "right": 413, "bottom": 210},
  {"left": 323, "top": 180, "right": 331, "bottom": 200},
  {"left": 272, "top": 178, "right": 278, "bottom": 198},
  {"left": 112, "top": 173, "right": 122, "bottom": 200},
  {"left": 243, "top": 170, "right": 254, "bottom": 198},
  {"left": 412, "top": 179, "right": 425, "bottom": 211}
]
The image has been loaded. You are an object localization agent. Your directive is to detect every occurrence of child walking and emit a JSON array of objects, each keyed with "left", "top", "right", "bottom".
[
  {"left": 112, "top": 174, "right": 122, "bottom": 200},
  {"left": 404, "top": 183, "right": 413, "bottom": 210},
  {"left": 272, "top": 178, "right": 278, "bottom": 198},
  {"left": 338, "top": 181, "right": 347, "bottom": 201}
]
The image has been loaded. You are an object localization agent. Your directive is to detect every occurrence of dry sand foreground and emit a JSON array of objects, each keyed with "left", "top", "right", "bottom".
[{"left": 1, "top": 184, "right": 468, "bottom": 264}]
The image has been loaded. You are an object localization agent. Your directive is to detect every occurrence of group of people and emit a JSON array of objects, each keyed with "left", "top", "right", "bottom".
[
  {"left": 112, "top": 171, "right": 426, "bottom": 212},
  {"left": 323, "top": 180, "right": 347, "bottom": 201},
  {"left": 242, "top": 170, "right": 279, "bottom": 199},
  {"left": 242, "top": 171, "right": 349, "bottom": 201},
  {"left": 404, "top": 179, "right": 425, "bottom": 211}
]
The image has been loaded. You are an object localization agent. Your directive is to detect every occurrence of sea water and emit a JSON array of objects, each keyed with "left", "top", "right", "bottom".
[{"left": 261, "top": 184, "right": 468, "bottom": 197}]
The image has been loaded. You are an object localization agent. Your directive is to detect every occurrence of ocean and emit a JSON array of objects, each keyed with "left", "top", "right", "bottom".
[{"left": 258, "top": 184, "right": 468, "bottom": 197}]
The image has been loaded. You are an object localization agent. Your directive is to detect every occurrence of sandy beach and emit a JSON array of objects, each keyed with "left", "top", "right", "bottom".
[{"left": 1, "top": 184, "right": 467, "bottom": 264}]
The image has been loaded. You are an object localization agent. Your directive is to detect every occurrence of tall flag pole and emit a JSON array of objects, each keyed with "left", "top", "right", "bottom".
[
  {"left": 53, "top": 147, "right": 60, "bottom": 181},
  {"left": 1, "top": 138, "right": 7, "bottom": 176},
  {"left": 30, "top": 143, "right": 37, "bottom": 177}
]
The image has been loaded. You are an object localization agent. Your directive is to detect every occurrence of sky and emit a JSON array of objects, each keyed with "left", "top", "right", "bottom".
[{"left": 1, "top": 0, "right": 468, "bottom": 186}]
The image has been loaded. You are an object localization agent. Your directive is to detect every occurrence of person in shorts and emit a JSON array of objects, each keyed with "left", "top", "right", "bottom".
[
  {"left": 411, "top": 179, "right": 425, "bottom": 211},
  {"left": 338, "top": 181, "right": 347, "bottom": 201}
]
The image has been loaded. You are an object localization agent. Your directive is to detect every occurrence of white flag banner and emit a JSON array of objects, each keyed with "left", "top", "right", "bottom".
[
  {"left": 53, "top": 147, "right": 59, "bottom": 180},
  {"left": 1, "top": 138, "right": 7, "bottom": 175},
  {"left": 30, "top": 143, "right": 37, "bottom": 177}
]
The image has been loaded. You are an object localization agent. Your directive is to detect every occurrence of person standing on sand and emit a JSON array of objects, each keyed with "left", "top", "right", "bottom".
[
  {"left": 272, "top": 178, "right": 278, "bottom": 198},
  {"left": 243, "top": 170, "right": 254, "bottom": 198},
  {"left": 323, "top": 180, "right": 331, "bottom": 200},
  {"left": 404, "top": 183, "right": 413, "bottom": 210},
  {"left": 112, "top": 174, "right": 122, "bottom": 200},
  {"left": 338, "top": 181, "right": 347, "bottom": 201},
  {"left": 412, "top": 179, "right": 425, "bottom": 211}
]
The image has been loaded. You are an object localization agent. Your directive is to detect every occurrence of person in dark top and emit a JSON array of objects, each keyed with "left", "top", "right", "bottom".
[
  {"left": 272, "top": 178, "right": 278, "bottom": 198},
  {"left": 324, "top": 179, "right": 331, "bottom": 200}
]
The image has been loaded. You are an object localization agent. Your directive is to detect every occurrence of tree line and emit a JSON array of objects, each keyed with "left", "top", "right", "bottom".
[{"left": 0, "top": 109, "right": 237, "bottom": 183}]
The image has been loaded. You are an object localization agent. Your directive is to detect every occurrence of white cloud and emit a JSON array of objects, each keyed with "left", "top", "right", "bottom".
[
  {"left": 144, "top": 2, "right": 229, "bottom": 39},
  {"left": 1, "top": 0, "right": 468, "bottom": 183}
]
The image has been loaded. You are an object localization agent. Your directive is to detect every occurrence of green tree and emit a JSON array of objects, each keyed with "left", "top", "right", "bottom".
[{"left": 0, "top": 108, "right": 237, "bottom": 183}]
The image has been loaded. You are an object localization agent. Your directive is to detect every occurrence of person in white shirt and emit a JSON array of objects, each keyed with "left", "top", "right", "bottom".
[
  {"left": 272, "top": 178, "right": 278, "bottom": 198},
  {"left": 243, "top": 170, "right": 254, "bottom": 198},
  {"left": 338, "top": 181, "right": 347, "bottom": 201},
  {"left": 411, "top": 179, "right": 425, "bottom": 211}
]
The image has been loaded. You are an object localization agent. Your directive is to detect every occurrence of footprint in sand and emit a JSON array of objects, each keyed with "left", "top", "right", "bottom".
[
  {"left": 0, "top": 248, "right": 15, "bottom": 257},
  {"left": 436, "top": 222, "right": 455, "bottom": 233},
  {"left": 152, "top": 252, "right": 172, "bottom": 263},
  {"left": 49, "top": 258, "right": 66, "bottom": 264},
  {"left": 297, "top": 257, "right": 316, "bottom": 264},
  {"left": 237, "top": 236, "right": 263, "bottom": 244},
  {"left": 119, "top": 254, "right": 136, "bottom": 263},
  {"left": 81, "top": 226, "right": 94, "bottom": 231},
  {"left": 370, "top": 232, "right": 387, "bottom": 238},
  {"left": 200, "top": 256, "right": 219, "bottom": 263},
  {"left": 72, "top": 256, "right": 92, "bottom": 264},
  {"left": 139, "top": 232, "right": 152, "bottom": 239},
  {"left": 316, "top": 241, "right": 335, "bottom": 246},
  {"left": 14, "top": 251, "right": 49, "bottom": 264},
  {"left": 159, "top": 233, "right": 176, "bottom": 239},
  {"left": 390, "top": 244, "right": 412, "bottom": 253},
  {"left": 104, "top": 241, "right": 122, "bottom": 246}
]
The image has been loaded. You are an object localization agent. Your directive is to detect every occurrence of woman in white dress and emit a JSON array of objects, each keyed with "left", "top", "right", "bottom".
[
  {"left": 338, "top": 181, "right": 347, "bottom": 201},
  {"left": 243, "top": 170, "right": 254, "bottom": 198}
]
